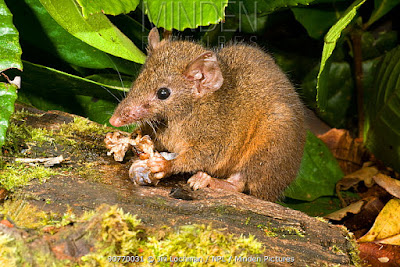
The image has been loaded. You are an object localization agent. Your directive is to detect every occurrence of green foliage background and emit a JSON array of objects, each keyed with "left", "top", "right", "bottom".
[{"left": 1, "top": 0, "right": 399, "bottom": 214}]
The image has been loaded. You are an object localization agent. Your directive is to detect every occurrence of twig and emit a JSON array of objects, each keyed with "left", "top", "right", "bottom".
[{"left": 15, "top": 155, "right": 65, "bottom": 167}]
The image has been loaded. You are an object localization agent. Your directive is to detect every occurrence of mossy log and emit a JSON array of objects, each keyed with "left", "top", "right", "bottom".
[{"left": 0, "top": 104, "right": 358, "bottom": 266}]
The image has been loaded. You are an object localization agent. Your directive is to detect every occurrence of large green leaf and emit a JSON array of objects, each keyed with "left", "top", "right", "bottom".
[
  {"left": 0, "top": 0, "right": 21, "bottom": 149},
  {"left": 143, "top": 0, "right": 229, "bottom": 31},
  {"left": 17, "top": 62, "right": 134, "bottom": 123},
  {"left": 39, "top": 0, "right": 146, "bottom": 64},
  {"left": 365, "top": 0, "right": 400, "bottom": 28},
  {"left": 316, "top": 0, "right": 366, "bottom": 110},
  {"left": 20, "top": 61, "right": 129, "bottom": 102},
  {"left": 364, "top": 46, "right": 400, "bottom": 172},
  {"left": 0, "top": 83, "right": 18, "bottom": 149},
  {"left": 302, "top": 62, "right": 355, "bottom": 128},
  {"left": 291, "top": 6, "right": 338, "bottom": 40},
  {"left": 75, "top": 95, "right": 119, "bottom": 126},
  {"left": 361, "top": 31, "right": 398, "bottom": 60},
  {"left": 284, "top": 131, "right": 344, "bottom": 201},
  {"left": 227, "top": 0, "right": 316, "bottom": 16},
  {"left": 108, "top": 15, "right": 149, "bottom": 51},
  {"left": 0, "top": 0, "right": 22, "bottom": 72},
  {"left": 76, "top": 0, "right": 139, "bottom": 17},
  {"left": 7, "top": 0, "right": 139, "bottom": 74}
]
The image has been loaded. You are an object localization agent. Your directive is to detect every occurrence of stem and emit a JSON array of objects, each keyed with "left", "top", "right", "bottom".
[{"left": 351, "top": 30, "right": 364, "bottom": 139}]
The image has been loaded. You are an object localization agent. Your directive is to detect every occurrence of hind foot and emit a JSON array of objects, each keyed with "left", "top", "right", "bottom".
[{"left": 188, "top": 172, "right": 245, "bottom": 192}]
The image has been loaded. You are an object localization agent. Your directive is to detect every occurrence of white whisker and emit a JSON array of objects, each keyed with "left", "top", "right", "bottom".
[
  {"left": 105, "top": 54, "right": 127, "bottom": 98},
  {"left": 147, "top": 119, "right": 157, "bottom": 136},
  {"left": 100, "top": 85, "right": 121, "bottom": 103}
]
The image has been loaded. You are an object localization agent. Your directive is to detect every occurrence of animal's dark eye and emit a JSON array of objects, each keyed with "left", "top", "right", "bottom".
[{"left": 157, "top": 87, "right": 171, "bottom": 100}]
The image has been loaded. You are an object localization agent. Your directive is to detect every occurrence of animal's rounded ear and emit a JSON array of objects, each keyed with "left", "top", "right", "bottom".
[
  {"left": 183, "top": 51, "right": 223, "bottom": 98},
  {"left": 148, "top": 27, "right": 160, "bottom": 52}
]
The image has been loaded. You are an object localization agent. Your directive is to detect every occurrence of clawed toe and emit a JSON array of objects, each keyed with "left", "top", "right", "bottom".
[
  {"left": 147, "top": 153, "right": 170, "bottom": 174},
  {"left": 188, "top": 172, "right": 213, "bottom": 190}
]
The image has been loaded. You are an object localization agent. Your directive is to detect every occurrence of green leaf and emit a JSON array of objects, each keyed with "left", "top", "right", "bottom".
[
  {"left": 75, "top": 95, "right": 118, "bottom": 126},
  {"left": 366, "top": 0, "right": 400, "bottom": 28},
  {"left": 16, "top": 62, "right": 133, "bottom": 122},
  {"left": 302, "top": 61, "right": 355, "bottom": 128},
  {"left": 280, "top": 196, "right": 342, "bottom": 217},
  {"left": 363, "top": 57, "right": 384, "bottom": 98},
  {"left": 7, "top": 0, "right": 140, "bottom": 74},
  {"left": 361, "top": 31, "right": 387, "bottom": 60},
  {"left": 0, "top": 0, "right": 22, "bottom": 72},
  {"left": 316, "top": 0, "right": 366, "bottom": 110},
  {"left": 17, "top": 70, "right": 134, "bottom": 127},
  {"left": 108, "top": 15, "right": 149, "bottom": 51},
  {"left": 39, "top": 0, "right": 146, "bottom": 64},
  {"left": 227, "top": 0, "right": 316, "bottom": 16},
  {"left": 364, "top": 46, "right": 400, "bottom": 172},
  {"left": 143, "top": 0, "right": 229, "bottom": 31},
  {"left": 291, "top": 6, "right": 338, "bottom": 40},
  {"left": 76, "top": 0, "right": 139, "bottom": 17},
  {"left": 85, "top": 74, "right": 134, "bottom": 88},
  {"left": 0, "top": 83, "right": 18, "bottom": 149},
  {"left": 20, "top": 61, "right": 129, "bottom": 102},
  {"left": 284, "top": 131, "right": 344, "bottom": 201},
  {"left": 0, "top": 0, "right": 21, "bottom": 150}
]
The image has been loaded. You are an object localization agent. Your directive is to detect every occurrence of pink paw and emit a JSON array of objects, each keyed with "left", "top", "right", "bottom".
[
  {"left": 187, "top": 172, "right": 213, "bottom": 190},
  {"left": 147, "top": 152, "right": 171, "bottom": 179}
]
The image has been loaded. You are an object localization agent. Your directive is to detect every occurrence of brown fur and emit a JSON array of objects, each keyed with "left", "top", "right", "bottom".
[{"left": 110, "top": 29, "right": 306, "bottom": 201}]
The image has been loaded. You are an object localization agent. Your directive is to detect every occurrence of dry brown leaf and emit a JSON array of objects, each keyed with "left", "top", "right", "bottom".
[
  {"left": 358, "top": 198, "right": 400, "bottom": 245},
  {"left": 336, "top": 165, "right": 379, "bottom": 206},
  {"left": 374, "top": 173, "right": 400, "bottom": 199},
  {"left": 359, "top": 243, "right": 400, "bottom": 266},
  {"left": 379, "top": 234, "right": 400, "bottom": 246},
  {"left": 343, "top": 197, "right": 386, "bottom": 239},
  {"left": 336, "top": 165, "right": 379, "bottom": 190},
  {"left": 0, "top": 188, "right": 8, "bottom": 201},
  {"left": 324, "top": 200, "right": 365, "bottom": 221},
  {"left": 318, "top": 128, "right": 370, "bottom": 174}
]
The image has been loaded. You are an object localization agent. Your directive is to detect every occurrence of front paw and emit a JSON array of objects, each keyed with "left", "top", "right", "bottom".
[
  {"left": 129, "top": 155, "right": 169, "bottom": 186},
  {"left": 147, "top": 152, "right": 172, "bottom": 180}
]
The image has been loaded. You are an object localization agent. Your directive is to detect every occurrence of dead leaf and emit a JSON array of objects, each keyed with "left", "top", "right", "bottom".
[
  {"left": 379, "top": 234, "right": 400, "bottom": 246},
  {"left": 337, "top": 166, "right": 379, "bottom": 189},
  {"left": 318, "top": 129, "right": 370, "bottom": 174},
  {"left": 0, "top": 188, "right": 8, "bottom": 201},
  {"left": 373, "top": 173, "right": 400, "bottom": 199},
  {"left": 325, "top": 200, "right": 365, "bottom": 221},
  {"left": 336, "top": 165, "right": 379, "bottom": 205},
  {"left": 0, "top": 219, "right": 14, "bottom": 228},
  {"left": 342, "top": 197, "right": 386, "bottom": 239},
  {"left": 358, "top": 199, "right": 400, "bottom": 245},
  {"left": 359, "top": 243, "right": 400, "bottom": 266}
]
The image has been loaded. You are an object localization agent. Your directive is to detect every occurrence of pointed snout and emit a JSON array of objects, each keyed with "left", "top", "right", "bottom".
[
  {"left": 109, "top": 115, "right": 124, "bottom": 127},
  {"left": 109, "top": 104, "right": 150, "bottom": 127}
]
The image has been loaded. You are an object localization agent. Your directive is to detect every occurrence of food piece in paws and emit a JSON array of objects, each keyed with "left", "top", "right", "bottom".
[
  {"left": 104, "top": 131, "right": 137, "bottom": 161},
  {"left": 129, "top": 159, "right": 153, "bottom": 185},
  {"left": 129, "top": 151, "right": 177, "bottom": 185}
]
